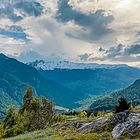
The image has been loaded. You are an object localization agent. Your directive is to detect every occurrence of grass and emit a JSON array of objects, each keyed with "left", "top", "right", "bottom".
[
  {"left": 4, "top": 128, "right": 106, "bottom": 140},
  {"left": 4, "top": 130, "right": 55, "bottom": 140},
  {"left": 3, "top": 114, "right": 112, "bottom": 140},
  {"left": 3, "top": 112, "right": 140, "bottom": 140}
]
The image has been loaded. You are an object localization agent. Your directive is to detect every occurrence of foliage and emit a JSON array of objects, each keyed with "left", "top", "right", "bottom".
[
  {"left": 129, "top": 106, "right": 140, "bottom": 111},
  {"left": 0, "top": 124, "right": 4, "bottom": 138},
  {"left": 22, "top": 86, "right": 33, "bottom": 112},
  {"left": 52, "top": 114, "right": 67, "bottom": 123},
  {"left": 78, "top": 111, "right": 87, "bottom": 118},
  {"left": 3, "top": 112, "right": 140, "bottom": 140},
  {"left": 0, "top": 86, "right": 54, "bottom": 138},
  {"left": 115, "top": 97, "right": 130, "bottom": 113},
  {"left": 90, "top": 79, "right": 140, "bottom": 112},
  {"left": 4, "top": 127, "right": 115, "bottom": 140},
  {"left": 3, "top": 107, "right": 17, "bottom": 129}
]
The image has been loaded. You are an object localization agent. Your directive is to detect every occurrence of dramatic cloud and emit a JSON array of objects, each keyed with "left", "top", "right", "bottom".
[
  {"left": 57, "top": 0, "right": 114, "bottom": 41},
  {"left": 0, "top": 0, "right": 44, "bottom": 45},
  {"left": 0, "top": 1, "right": 43, "bottom": 22},
  {"left": 88, "top": 44, "right": 140, "bottom": 63},
  {"left": 0, "top": 0, "right": 140, "bottom": 67}
]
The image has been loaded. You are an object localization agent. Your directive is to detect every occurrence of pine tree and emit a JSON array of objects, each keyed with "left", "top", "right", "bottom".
[
  {"left": 22, "top": 86, "right": 33, "bottom": 112},
  {"left": 40, "top": 97, "right": 53, "bottom": 122},
  {"left": 115, "top": 97, "right": 130, "bottom": 113},
  {"left": 28, "top": 96, "right": 40, "bottom": 131},
  {"left": 3, "top": 107, "right": 16, "bottom": 129},
  {"left": 42, "top": 96, "right": 48, "bottom": 107},
  {"left": 31, "top": 96, "right": 40, "bottom": 113}
]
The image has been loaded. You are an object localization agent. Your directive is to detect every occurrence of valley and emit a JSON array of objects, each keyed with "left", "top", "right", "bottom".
[
  {"left": 0, "top": 0, "right": 140, "bottom": 139},
  {"left": 0, "top": 55, "right": 140, "bottom": 140}
]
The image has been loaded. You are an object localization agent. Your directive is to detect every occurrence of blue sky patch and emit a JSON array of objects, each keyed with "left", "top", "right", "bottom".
[{"left": 0, "top": 26, "right": 30, "bottom": 42}]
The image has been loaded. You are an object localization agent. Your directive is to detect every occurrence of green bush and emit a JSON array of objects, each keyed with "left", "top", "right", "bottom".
[
  {"left": 100, "top": 132, "right": 111, "bottom": 140},
  {"left": 0, "top": 124, "right": 4, "bottom": 138},
  {"left": 78, "top": 111, "right": 87, "bottom": 118},
  {"left": 102, "top": 122, "right": 112, "bottom": 132}
]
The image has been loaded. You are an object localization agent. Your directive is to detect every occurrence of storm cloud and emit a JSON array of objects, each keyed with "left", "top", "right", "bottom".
[{"left": 56, "top": 0, "right": 114, "bottom": 42}]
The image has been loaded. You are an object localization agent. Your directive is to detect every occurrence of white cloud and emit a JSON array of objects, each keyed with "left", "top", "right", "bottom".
[
  {"left": 68, "top": 0, "right": 140, "bottom": 45},
  {"left": 0, "top": 0, "right": 140, "bottom": 67},
  {"left": 68, "top": 0, "right": 99, "bottom": 14}
]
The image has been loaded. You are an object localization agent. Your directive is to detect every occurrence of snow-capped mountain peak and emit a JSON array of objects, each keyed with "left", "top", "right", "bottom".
[{"left": 28, "top": 60, "right": 128, "bottom": 70}]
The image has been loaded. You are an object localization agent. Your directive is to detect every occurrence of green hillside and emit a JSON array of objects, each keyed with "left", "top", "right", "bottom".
[
  {"left": 90, "top": 79, "right": 140, "bottom": 112},
  {"left": 0, "top": 54, "right": 78, "bottom": 116}
]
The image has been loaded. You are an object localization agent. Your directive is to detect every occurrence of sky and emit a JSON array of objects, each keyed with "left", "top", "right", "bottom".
[{"left": 0, "top": 0, "right": 140, "bottom": 67}]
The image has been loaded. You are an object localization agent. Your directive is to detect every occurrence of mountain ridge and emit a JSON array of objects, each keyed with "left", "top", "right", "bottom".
[
  {"left": 0, "top": 54, "right": 140, "bottom": 116},
  {"left": 28, "top": 60, "right": 129, "bottom": 70},
  {"left": 29, "top": 60, "right": 140, "bottom": 101},
  {"left": 0, "top": 54, "right": 79, "bottom": 116}
]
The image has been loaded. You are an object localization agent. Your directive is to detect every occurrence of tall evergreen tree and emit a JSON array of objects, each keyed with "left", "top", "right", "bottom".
[
  {"left": 31, "top": 96, "right": 40, "bottom": 113},
  {"left": 115, "top": 97, "right": 130, "bottom": 113},
  {"left": 3, "top": 107, "right": 16, "bottom": 129},
  {"left": 40, "top": 97, "right": 53, "bottom": 121},
  {"left": 22, "top": 86, "right": 33, "bottom": 112},
  {"left": 41, "top": 97, "right": 53, "bottom": 115}
]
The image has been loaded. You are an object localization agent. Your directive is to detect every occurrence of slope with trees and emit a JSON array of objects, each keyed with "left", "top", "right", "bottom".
[
  {"left": 0, "top": 54, "right": 79, "bottom": 116},
  {"left": 0, "top": 86, "right": 54, "bottom": 138},
  {"left": 90, "top": 79, "right": 140, "bottom": 112}
]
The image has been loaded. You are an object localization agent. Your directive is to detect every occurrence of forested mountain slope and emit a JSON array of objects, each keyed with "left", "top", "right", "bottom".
[{"left": 90, "top": 79, "right": 140, "bottom": 112}]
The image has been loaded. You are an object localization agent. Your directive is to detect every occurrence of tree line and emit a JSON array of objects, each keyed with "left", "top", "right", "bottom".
[
  {"left": 0, "top": 86, "right": 131, "bottom": 138},
  {"left": 0, "top": 86, "right": 54, "bottom": 138}
]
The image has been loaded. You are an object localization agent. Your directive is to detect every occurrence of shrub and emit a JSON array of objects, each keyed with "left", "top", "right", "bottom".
[
  {"left": 100, "top": 132, "right": 111, "bottom": 140},
  {"left": 115, "top": 97, "right": 130, "bottom": 113},
  {"left": 102, "top": 122, "right": 112, "bottom": 132},
  {"left": 52, "top": 114, "right": 67, "bottom": 123},
  {"left": 97, "top": 112, "right": 106, "bottom": 117},
  {"left": 0, "top": 124, "right": 4, "bottom": 138},
  {"left": 78, "top": 111, "right": 87, "bottom": 118}
]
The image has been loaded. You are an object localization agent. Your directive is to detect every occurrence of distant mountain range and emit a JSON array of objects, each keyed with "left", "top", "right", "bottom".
[
  {"left": 28, "top": 60, "right": 128, "bottom": 70},
  {"left": 29, "top": 60, "right": 140, "bottom": 100},
  {"left": 89, "top": 79, "right": 140, "bottom": 112},
  {"left": 0, "top": 54, "right": 140, "bottom": 117}
]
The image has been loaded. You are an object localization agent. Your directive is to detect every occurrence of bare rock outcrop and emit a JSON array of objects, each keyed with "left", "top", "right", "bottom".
[
  {"left": 112, "top": 111, "right": 140, "bottom": 138},
  {"left": 77, "top": 117, "right": 110, "bottom": 133}
]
